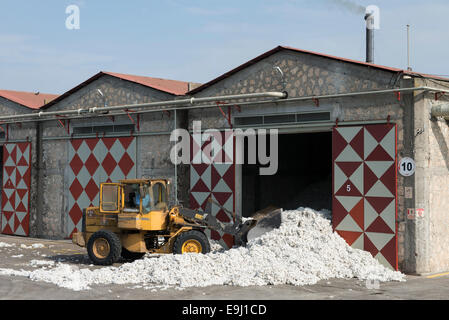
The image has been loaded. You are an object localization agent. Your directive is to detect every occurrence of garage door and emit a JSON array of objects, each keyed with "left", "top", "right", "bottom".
[
  {"left": 1, "top": 143, "right": 31, "bottom": 236},
  {"left": 67, "top": 137, "right": 136, "bottom": 237},
  {"left": 332, "top": 124, "right": 398, "bottom": 270},
  {"left": 190, "top": 131, "right": 235, "bottom": 249}
]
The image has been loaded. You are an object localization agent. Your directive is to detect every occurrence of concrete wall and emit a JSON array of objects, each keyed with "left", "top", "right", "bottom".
[{"left": 412, "top": 78, "right": 449, "bottom": 274}]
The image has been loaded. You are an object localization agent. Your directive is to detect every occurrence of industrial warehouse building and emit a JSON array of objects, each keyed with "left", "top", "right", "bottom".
[{"left": 1, "top": 45, "right": 449, "bottom": 276}]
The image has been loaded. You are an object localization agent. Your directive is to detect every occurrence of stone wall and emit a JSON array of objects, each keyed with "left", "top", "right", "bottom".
[
  {"left": 47, "top": 74, "right": 175, "bottom": 112},
  {"left": 188, "top": 49, "right": 413, "bottom": 270},
  {"left": 194, "top": 51, "right": 400, "bottom": 100},
  {"left": 187, "top": 50, "right": 408, "bottom": 140},
  {"left": 37, "top": 75, "right": 177, "bottom": 238}
]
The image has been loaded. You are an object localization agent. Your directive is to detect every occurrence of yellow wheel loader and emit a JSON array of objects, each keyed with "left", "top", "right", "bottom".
[{"left": 72, "top": 178, "right": 281, "bottom": 265}]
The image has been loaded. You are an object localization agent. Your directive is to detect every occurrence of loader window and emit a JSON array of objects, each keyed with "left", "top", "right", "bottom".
[
  {"left": 101, "top": 184, "right": 120, "bottom": 212},
  {"left": 124, "top": 184, "right": 141, "bottom": 212},
  {"left": 152, "top": 182, "right": 167, "bottom": 210},
  {"left": 140, "top": 185, "right": 152, "bottom": 214}
]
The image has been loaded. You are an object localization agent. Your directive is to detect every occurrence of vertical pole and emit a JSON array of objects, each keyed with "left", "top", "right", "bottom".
[
  {"left": 174, "top": 109, "right": 178, "bottom": 204},
  {"left": 407, "top": 25, "right": 412, "bottom": 71},
  {"left": 36, "top": 122, "right": 44, "bottom": 237}
]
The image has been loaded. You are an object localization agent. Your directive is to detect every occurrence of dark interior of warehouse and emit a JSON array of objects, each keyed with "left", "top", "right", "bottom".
[{"left": 242, "top": 132, "right": 332, "bottom": 217}]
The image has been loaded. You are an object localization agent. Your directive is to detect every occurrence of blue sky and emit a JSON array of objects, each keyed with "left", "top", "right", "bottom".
[{"left": 1, "top": 0, "right": 448, "bottom": 94}]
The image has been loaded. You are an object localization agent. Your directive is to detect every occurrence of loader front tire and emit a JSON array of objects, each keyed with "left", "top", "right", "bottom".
[
  {"left": 173, "top": 230, "right": 210, "bottom": 254},
  {"left": 87, "top": 230, "right": 121, "bottom": 266}
]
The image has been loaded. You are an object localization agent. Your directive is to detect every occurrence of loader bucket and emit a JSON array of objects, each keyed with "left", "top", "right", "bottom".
[
  {"left": 184, "top": 197, "right": 283, "bottom": 247},
  {"left": 234, "top": 206, "right": 282, "bottom": 246}
]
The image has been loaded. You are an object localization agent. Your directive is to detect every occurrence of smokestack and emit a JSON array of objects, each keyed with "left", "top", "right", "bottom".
[{"left": 365, "top": 12, "right": 374, "bottom": 64}]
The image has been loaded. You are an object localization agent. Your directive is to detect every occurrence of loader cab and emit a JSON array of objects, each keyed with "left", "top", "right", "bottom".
[
  {"left": 99, "top": 179, "right": 170, "bottom": 215},
  {"left": 101, "top": 179, "right": 169, "bottom": 213}
]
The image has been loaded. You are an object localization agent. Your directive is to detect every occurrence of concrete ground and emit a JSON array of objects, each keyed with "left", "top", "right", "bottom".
[{"left": 0, "top": 234, "right": 448, "bottom": 300}]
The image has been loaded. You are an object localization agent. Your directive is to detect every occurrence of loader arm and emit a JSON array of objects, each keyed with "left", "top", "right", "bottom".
[{"left": 178, "top": 198, "right": 282, "bottom": 247}]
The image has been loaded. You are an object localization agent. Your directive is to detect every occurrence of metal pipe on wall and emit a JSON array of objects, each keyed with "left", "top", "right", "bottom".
[
  {"left": 0, "top": 91, "right": 287, "bottom": 123},
  {"left": 89, "top": 91, "right": 287, "bottom": 114},
  {"left": 0, "top": 87, "right": 447, "bottom": 126}
]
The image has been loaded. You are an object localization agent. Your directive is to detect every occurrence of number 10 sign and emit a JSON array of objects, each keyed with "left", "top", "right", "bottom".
[{"left": 399, "top": 157, "right": 416, "bottom": 177}]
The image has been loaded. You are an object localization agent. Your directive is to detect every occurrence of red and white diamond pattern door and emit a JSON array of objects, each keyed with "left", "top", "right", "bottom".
[
  {"left": 190, "top": 131, "right": 235, "bottom": 249},
  {"left": 1, "top": 143, "right": 31, "bottom": 236},
  {"left": 67, "top": 137, "right": 136, "bottom": 237},
  {"left": 332, "top": 124, "right": 397, "bottom": 270}
]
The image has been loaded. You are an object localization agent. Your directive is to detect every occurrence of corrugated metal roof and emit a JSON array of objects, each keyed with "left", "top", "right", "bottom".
[
  {"left": 188, "top": 45, "right": 449, "bottom": 94},
  {"left": 0, "top": 89, "right": 58, "bottom": 110},
  {"left": 42, "top": 71, "right": 194, "bottom": 109}
]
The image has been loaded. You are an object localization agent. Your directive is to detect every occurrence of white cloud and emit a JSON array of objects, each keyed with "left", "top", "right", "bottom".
[{"left": 0, "top": 33, "right": 115, "bottom": 93}]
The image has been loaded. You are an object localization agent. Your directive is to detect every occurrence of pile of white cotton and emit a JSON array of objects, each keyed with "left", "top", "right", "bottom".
[{"left": 0, "top": 208, "right": 405, "bottom": 291}]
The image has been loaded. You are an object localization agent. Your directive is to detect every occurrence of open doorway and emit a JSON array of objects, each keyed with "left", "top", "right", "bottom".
[{"left": 241, "top": 132, "right": 332, "bottom": 217}]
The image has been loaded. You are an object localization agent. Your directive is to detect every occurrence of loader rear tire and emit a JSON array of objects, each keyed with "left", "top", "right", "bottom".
[
  {"left": 87, "top": 230, "right": 121, "bottom": 266},
  {"left": 173, "top": 230, "right": 210, "bottom": 254},
  {"left": 121, "top": 247, "right": 146, "bottom": 261}
]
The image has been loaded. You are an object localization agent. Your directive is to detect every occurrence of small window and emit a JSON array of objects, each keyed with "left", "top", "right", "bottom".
[
  {"left": 74, "top": 127, "right": 93, "bottom": 134},
  {"left": 296, "top": 112, "right": 330, "bottom": 122},
  {"left": 264, "top": 114, "right": 296, "bottom": 124},
  {"left": 73, "top": 124, "right": 135, "bottom": 135},
  {"left": 234, "top": 112, "right": 331, "bottom": 127},
  {"left": 114, "top": 124, "right": 135, "bottom": 133},
  {"left": 93, "top": 125, "right": 113, "bottom": 133},
  {"left": 234, "top": 116, "right": 263, "bottom": 126}
]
